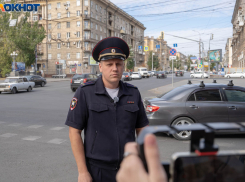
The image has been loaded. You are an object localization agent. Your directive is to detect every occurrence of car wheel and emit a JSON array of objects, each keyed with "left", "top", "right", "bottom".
[
  {"left": 171, "top": 117, "right": 194, "bottom": 140},
  {"left": 240, "top": 76, "right": 244, "bottom": 78},
  {"left": 72, "top": 88, "right": 76, "bottom": 92},
  {"left": 11, "top": 87, "right": 17, "bottom": 94},
  {"left": 41, "top": 82, "right": 45, "bottom": 87},
  {"left": 27, "top": 86, "right": 32, "bottom": 92},
  {"left": 227, "top": 76, "right": 230, "bottom": 78}
]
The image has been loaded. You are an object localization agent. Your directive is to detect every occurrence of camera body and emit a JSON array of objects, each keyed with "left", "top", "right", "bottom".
[{"left": 137, "top": 122, "right": 245, "bottom": 182}]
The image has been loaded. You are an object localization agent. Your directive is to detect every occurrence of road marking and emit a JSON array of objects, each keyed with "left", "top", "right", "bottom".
[
  {"left": 22, "top": 136, "right": 41, "bottom": 141},
  {"left": 50, "top": 127, "right": 65, "bottom": 131},
  {"left": 0, "top": 133, "right": 17, "bottom": 138},
  {"left": 8, "top": 123, "right": 22, "bottom": 127},
  {"left": 0, "top": 122, "right": 6, "bottom": 124},
  {"left": 47, "top": 138, "right": 66, "bottom": 144},
  {"left": 27, "top": 125, "right": 43, "bottom": 129}
]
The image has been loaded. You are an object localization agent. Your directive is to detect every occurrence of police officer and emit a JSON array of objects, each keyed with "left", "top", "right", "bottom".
[{"left": 65, "top": 37, "right": 149, "bottom": 182}]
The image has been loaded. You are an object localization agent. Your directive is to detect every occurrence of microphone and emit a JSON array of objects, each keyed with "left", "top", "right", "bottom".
[{"left": 113, "top": 97, "right": 119, "bottom": 103}]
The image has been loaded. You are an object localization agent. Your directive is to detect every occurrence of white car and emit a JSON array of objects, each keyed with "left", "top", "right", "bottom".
[
  {"left": 0, "top": 77, "right": 35, "bottom": 94},
  {"left": 131, "top": 72, "right": 142, "bottom": 79},
  {"left": 190, "top": 72, "right": 209, "bottom": 78},
  {"left": 148, "top": 71, "right": 153, "bottom": 77},
  {"left": 225, "top": 72, "right": 245, "bottom": 78},
  {"left": 137, "top": 67, "right": 150, "bottom": 78}
]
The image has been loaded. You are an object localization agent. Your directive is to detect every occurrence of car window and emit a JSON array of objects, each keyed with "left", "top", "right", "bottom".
[
  {"left": 224, "top": 90, "right": 245, "bottom": 102},
  {"left": 18, "top": 78, "right": 23, "bottom": 83},
  {"left": 195, "top": 90, "right": 221, "bottom": 101},
  {"left": 73, "top": 74, "right": 85, "bottom": 79},
  {"left": 188, "top": 93, "right": 196, "bottom": 101},
  {"left": 88, "top": 74, "right": 93, "bottom": 78},
  {"left": 23, "top": 78, "right": 28, "bottom": 82}
]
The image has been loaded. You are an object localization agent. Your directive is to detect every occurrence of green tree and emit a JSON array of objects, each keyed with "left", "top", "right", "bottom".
[
  {"left": 147, "top": 51, "right": 159, "bottom": 70},
  {"left": 125, "top": 45, "right": 134, "bottom": 71},
  {"left": 169, "top": 57, "right": 182, "bottom": 70}
]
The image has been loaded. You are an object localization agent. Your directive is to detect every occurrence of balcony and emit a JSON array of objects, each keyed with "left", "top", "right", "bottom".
[
  {"left": 84, "top": 26, "right": 91, "bottom": 30},
  {"left": 84, "top": 47, "right": 92, "bottom": 52},
  {"left": 37, "top": 45, "right": 43, "bottom": 55},
  {"left": 83, "top": 14, "right": 90, "bottom": 20}
]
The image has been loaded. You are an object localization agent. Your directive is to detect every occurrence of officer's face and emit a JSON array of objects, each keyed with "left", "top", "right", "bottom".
[{"left": 99, "top": 59, "right": 124, "bottom": 83}]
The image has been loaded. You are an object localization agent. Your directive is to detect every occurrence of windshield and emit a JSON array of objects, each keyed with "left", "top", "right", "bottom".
[
  {"left": 141, "top": 69, "right": 147, "bottom": 71},
  {"left": 123, "top": 73, "right": 128, "bottom": 75},
  {"left": 73, "top": 74, "right": 86, "bottom": 79},
  {"left": 4, "top": 78, "right": 18, "bottom": 83}
]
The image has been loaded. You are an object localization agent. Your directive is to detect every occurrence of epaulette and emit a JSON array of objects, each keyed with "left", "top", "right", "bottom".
[
  {"left": 81, "top": 81, "right": 96, "bottom": 87},
  {"left": 125, "top": 82, "right": 137, "bottom": 89}
]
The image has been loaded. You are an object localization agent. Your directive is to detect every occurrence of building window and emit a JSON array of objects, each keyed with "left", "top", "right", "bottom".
[
  {"left": 67, "top": 32, "right": 70, "bottom": 38},
  {"left": 57, "top": 23, "right": 61, "bottom": 29},
  {"left": 104, "top": 28, "right": 106, "bottom": 33},
  {"left": 100, "top": 26, "right": 102, "bottom": 31},
  {"left": 84, "top": 0, "right": 88, "bottom": 6},
  {"left": 57, "top": 33, "right": 61, "bottom": 38},
  {"left": 96, "top": 4, "right": 98, "bottom": 11},
  {"left": 104, "top": 9, "right": 106, "bottom": 15},
  {"left": 84, "top": 21, "right": 88, "bottom": 28},
  {"left": 67, "top": 11, "right": 70, "bottom": 17},
  {"left": 91, "top": 22, "right": 93, "bottom": 28},
  {"left": 57, "top": 43, "right": 61, "bottom": 49},
  {"left": 77, "top": 10, "right": 80, "bottom": 16},
  {"left": 57, "top": 53, "right": 61, "bottom": 59},
  {"left": 33, "top": 16, "right": 38, "bottom": 21},
  {"left": 67, "top": 53, "right": 70, "bottom": 59},
  {"left": 96, "top": 34, "right": 98, "bottom": 40},
  {"left": 76, "top": 41, "right": 80, "bottom": 48},
  {"left": 77, "top": 0, "right": 80, "bottom": 6},
  {"left": 100, "top": 35, "right": 102, "bottom": 40},
  {"left": 76, "top": 53, "right": 80, "bottom": 59},
  {"left": 48, "top": 13, "right": 51, "bottom": 20},
  {"left": 57, "top": 13, "right": 61, "bottom": 19},
  {"left": 48, "top": 44, "right": 51, "bottom": 49},
  {"left": 91, "top": 12, "right": 93, "bottom": 18},
  {"left": 48, "top": 24, "right": 51, "bottom": 30},
  {"left": 100, "top": 17, "right": 102, "bottom": 22},
  {"left": 48, "top": 4, "right": 51, "bottom": 9},
  {"left": 91, "top": 43, "right": 94, "bottom": 49},
  {"left": 96, "top": 15, "right": 98, "bottom": 20},
  {"left": 48, "top": 54, "right": 52, "bottom": 59},
  {"left": 66, "top": 1, "right": 70, "bottom": 7},
  {"left": 48, "top": 33, "right": 51, "bottom": 39},
  {"left": 84, "top": 10, "right": 88, "bottom": 15},
  {"left": 91, "top": 32, "right": 93, "bottom": 38},
  {"left": 96, "top": 24, "right": 98, "bottom": 30},
  {"left": 91, "top": 1, "right": 93, "bottom": 7},
  {"left": 66, "top": 22, "right": 70, "bottom": 28},
  {"left": 67, "top": 42, "right": 70, "bottom": 48},
  {"left": 77, "top": 21, "right": 80, "bottom": 27},
  {"left": 77, "top": 31, "right": 80, "bottom": 37},
  {"left": 100, "top": 6, "right": 102, "bottom": 13},
  {"left": 57, "top": 3, "right": 61, "bottom": 8}
]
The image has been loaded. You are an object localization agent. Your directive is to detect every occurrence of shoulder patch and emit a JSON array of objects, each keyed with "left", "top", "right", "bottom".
[
  {"left": 126, "top": 83, "right": 137, "bottom": 89},
  {"left": 81, "top": 81, "right": 96, "bottom": 87}
]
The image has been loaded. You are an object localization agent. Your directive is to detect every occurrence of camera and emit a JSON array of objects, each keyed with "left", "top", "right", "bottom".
[{"left": 137, "top": 122, "right": 245, "bottom": 182}]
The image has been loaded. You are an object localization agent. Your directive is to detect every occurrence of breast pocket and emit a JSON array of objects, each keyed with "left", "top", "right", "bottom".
[
  {"left": 121, "top": 104, "right": 139, "bottom": 128},
  {"left": 88, "top": 104, "right": 109, "bottom": 126}
]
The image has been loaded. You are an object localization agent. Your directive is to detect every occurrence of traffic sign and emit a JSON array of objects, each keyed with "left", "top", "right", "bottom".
[
  {"left": 198, "top": 64, "right": 202, "bottom": 68},
  {"left": 191, "top": 64, "right": 197, "bottom": 67},
  {"left": 169, "top": 56, "right": 176, "bottom": 60},
  {"left": 169, "top": 48, "right": 177, "bottom": 56},
  {"left": 144, "top": 46, "right": 149, "bottom": 51},
  {"left": 156, "top": 45, "right": 160, "bottom": 49},
  {"left": 138, "top": 46, "right": 142, "bottom": 50},
  {"left": 173, "top": 44, "right": 177, "bottom": 47}
]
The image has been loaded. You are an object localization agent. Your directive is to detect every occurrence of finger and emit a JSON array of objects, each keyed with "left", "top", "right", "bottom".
[
  {"left": 144, "top": 134, "right": 167, "bottom": 180},
  {"left": 124, "top": 142, "right": 138, "bottom": 155}
]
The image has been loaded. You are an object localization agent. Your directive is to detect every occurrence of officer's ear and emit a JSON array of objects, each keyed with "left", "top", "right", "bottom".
[{"left": 99, "top": 61, "right": 103, "bottom": 72}]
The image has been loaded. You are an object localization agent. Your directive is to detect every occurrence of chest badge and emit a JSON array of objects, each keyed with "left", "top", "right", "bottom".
[
  {"left": 127, "top": 101, "right": 134, "bottom": 104},
  {"left": 70, "top": 98, "right": 78, "bottom": 111}
]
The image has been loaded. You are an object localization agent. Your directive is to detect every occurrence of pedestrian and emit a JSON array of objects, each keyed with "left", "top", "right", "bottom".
[{"left": 65, "top": 37, "right": 149, "bottom": 182}]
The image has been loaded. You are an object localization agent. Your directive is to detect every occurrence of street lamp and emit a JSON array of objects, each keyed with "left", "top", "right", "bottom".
[{"left": 10, "top": 51, "right": 18, "bottom": 76}]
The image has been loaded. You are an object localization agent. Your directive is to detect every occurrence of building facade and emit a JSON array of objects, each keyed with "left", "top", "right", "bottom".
[
  {"left": 176, "top": 52, "right": 187, "bottom": 70},
  {"left": 231, "top": 0, "right": 245, "bottom": 68},
  {"left": 20, "top": 0, "right": 145, "bottom": 76},
  {"left": 143, "top": 36, "right": 168, "bottom": 71},
  {"left": 224, "top": 38, "right": 233, "bottom": 68}
]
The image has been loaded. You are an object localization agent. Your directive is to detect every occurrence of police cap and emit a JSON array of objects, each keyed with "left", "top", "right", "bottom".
[{"left": 92, "top": 37, "right": 130, "bottom": 62}]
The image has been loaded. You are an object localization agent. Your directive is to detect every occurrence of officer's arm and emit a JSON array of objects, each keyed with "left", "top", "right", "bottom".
[
  {"left": 69, "top": 127, "right": 89, "bottom": 174},
  {"left": 136, "top": 126, "right": 148, "bottom": 136}
]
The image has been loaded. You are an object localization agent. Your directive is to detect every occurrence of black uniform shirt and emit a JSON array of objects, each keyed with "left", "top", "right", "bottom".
[{"left": 65, "top": 76, "right": 149, "bottom": 165}]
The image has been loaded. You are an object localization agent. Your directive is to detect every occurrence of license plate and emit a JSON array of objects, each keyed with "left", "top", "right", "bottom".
[{"left": 74, "top": 80, "right": 81, "bottom": 83}]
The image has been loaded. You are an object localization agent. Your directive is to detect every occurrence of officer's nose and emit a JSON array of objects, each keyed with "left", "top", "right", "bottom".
[{"left": 112, "top": 63, "right": 118, "bottom": 71}]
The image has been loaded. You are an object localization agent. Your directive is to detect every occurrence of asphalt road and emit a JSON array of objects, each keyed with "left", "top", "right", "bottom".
[{"left": 1, "top": 73, "right": 245, "bottom": 182}]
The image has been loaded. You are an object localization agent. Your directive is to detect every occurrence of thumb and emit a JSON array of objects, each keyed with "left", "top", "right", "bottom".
[{"left": 144, "top": 134, "right": 167, "bottom": 181}]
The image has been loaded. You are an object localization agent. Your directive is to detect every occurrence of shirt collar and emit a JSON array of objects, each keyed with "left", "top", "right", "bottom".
[{"left": 95, "top": 76, "right": 132, "bottom": 96}]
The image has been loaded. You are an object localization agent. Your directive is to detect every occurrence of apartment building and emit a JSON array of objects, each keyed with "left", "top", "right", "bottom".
[
  {"left": 176, "top": 52, "right": 187, "bottom": 69},
  {"left": 231, "top": 0, "right": 245, "bottom": 68},
  {"left": 224, "top": 38, "right": 233, "bottom": 68},
  {"left": 21, "top": 0, "right": 145, "bottom": 76},
  {"left": 144, "top": 36, "right": 168, "bottom": 71}
]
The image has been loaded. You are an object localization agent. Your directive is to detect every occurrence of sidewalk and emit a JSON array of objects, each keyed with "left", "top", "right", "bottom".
[
  {"left": 0, "top": 77, "right": 71, "bottom": 83},
  {"left": 148, "top": 78, "right": 245, "bottom": 97}
]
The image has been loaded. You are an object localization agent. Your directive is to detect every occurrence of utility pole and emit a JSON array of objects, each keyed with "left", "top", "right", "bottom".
[
  {"left": 208, "top": 34, "right": 213, "bottom": 78},
  {"left": 152, "top": 52, "right": 154, "bottom": 71},
  {"left": 35, "top": 45, "right": 37, "bottom": 75},
  {"left": 46, "top": 0, "right": 48, "bottom": 74}
]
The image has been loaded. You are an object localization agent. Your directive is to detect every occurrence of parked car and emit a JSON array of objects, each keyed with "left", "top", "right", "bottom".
[
  {"left": 190, "top": 72, "right": 209, "bottom": 78},
  {"left": 144, "top": 80, "right": 245, "bottom": 140},
  {"left": 151, "top": 71, "right": 157, "bottom": 76},
  {"left": 148, "top": 71, "right": 153, "bottom": 77},
  {"left": 175, "top": 70, "right": 184, "bottom": 76},
  {"left": 70, "top": 74, "right": 98, "bottom": 92},
  {"left": 156, "top": 71, "right": 167, "bottom": 78},
  {"left": 131, "top": 72, "right": 142, "bottom": 79},
  {"left": 121, "top": 72, "right": 132, "bottom": 81},
  {"left": 190, "top": 70, "right": 195, "bottom": 74},
  {"left": 0, "top": 77, "right": 35, "bottom": 94},
  {"left": 24, "top": 75, "right": 47, "bottom": 87},
  {"left": 225, "top": 72, "right": 245, "bottom": 78},
  {"left": 137, "top": 67, "right": 150, "bottom": 78}
]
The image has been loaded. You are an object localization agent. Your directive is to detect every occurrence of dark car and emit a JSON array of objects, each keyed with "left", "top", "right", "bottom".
[
  {"left": 144, "top": 81, "right": 245, "bottom": 140},
  {"left": 121, "top": 72, "right": 132, "bottom": 81},
  {"left": 70, "top": 74, "right": 98, "bottom": 92},
  {"left": 175, "top": 70, "right": 184, "bottom": 76},
  {"left": 156, "top": 71, "right": 167, "bottom": 78},
  {"left": 24, "top": 75, "right": 47, "bottom": 87}
]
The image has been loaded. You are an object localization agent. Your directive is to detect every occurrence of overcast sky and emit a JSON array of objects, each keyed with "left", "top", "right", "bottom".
[{"left": 110, "top": 0, "right": 236, "bottom": 58}]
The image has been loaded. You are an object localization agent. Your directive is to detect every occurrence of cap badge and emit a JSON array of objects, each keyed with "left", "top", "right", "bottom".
[{"left": 111, "top": 49, "right": 116, "bottom": 53}]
